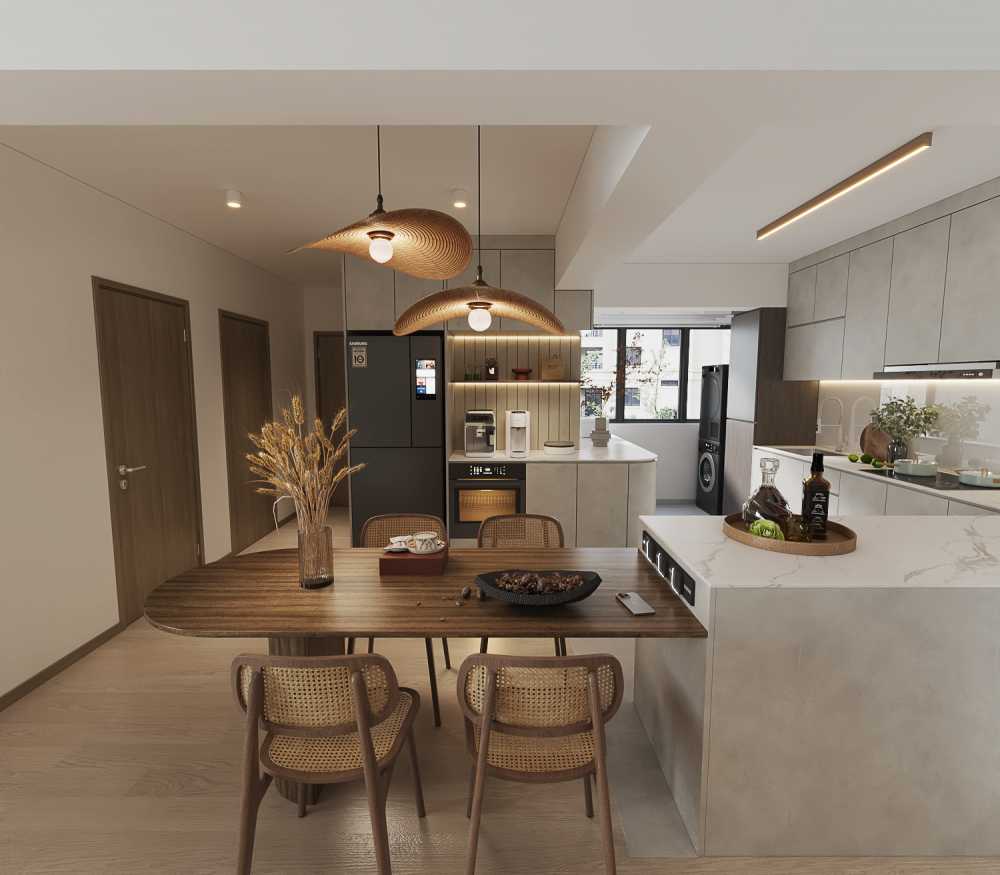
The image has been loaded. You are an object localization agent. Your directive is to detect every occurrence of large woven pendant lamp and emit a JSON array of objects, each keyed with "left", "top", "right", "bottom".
[
  {"left": 292, "top": 126, "right": 473, "bottom": 281},
  {"left": 393, "top": 126, "right": 565, "bottom": 336}
]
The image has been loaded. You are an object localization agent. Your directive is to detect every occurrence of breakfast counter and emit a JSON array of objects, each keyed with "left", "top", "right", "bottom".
[
  {"left": 633, "top": 513, "right": 1000, "bottom": 857},
  {"left": 449, "top": 434, "right": 657, "bottom": 464}
]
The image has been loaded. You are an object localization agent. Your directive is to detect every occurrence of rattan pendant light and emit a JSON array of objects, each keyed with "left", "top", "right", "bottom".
[
  {"left": 292, "top": 126, "right": 473, "bottom": 281},
  {"left": 393, "top": 127, "right": 565, "bottom": 336}
]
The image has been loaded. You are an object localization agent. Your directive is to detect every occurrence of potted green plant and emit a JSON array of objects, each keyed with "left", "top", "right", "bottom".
[{"left": 870, "top": 396, "right": 940, "bottom": 463}]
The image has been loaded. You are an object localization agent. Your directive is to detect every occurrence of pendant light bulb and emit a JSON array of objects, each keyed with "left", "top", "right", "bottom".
[
  {"left": 467, "top": 305, "right": 492, "bottom": 332},
  {"left": 367, "top": 230, "right": 394, "bottom": 264}
]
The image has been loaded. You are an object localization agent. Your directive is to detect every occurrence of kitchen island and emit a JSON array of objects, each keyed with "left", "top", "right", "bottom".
[
  {"left": 450, "top": 435, "right": 656, "bottom": 547},
  {"left": 634, "top": 513, "right": 1000, "bottom": 857}
]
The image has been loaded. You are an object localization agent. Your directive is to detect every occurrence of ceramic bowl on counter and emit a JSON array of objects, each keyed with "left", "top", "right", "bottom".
[
  {"left": 958, "top": 469, "right": 1000, "bottom": 488},
  {"left": 894, "top": 458, "right": 938, "bottom": 477}
]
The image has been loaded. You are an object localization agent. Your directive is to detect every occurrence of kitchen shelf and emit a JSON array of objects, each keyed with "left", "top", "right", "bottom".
[{"left": 450, "top": 381, "right": 580, "bottom": 386}]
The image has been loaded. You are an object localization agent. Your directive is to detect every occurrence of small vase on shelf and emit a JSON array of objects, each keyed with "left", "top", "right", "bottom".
[{"left": 298, "top": 526, "right": 334, "bottom": 589}]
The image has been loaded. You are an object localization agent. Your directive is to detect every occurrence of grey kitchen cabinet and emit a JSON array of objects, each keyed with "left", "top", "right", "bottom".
[
  {"left": 445, "top": 249, "right": 500, "bottom": 332},
  {"left": 576, "top": 463, "right": 628, "bottom": 547},
  {"left": 723, "top": 419, "right": 756, "bottom": 515},
  {"left": 884, "top": 216, "right": 950, "bottom": 366},
  {"left": 626, "top": 462, "right": 657, "bottom": 547},
  {"left": 783, "top": 319, "right": 844, "bottom": 380},
  {"left": 394, "top": 273, "right": 444, "bottom": 323},
  {"left": 525, "top": 463, "right": 578, "bottom": 546},
  {"left": 786, "top": 266, "right": 817, "bottom": 327},
  {"left": 554, "top": 289, "right": 593, "bottom": 331},
  {"left": 837, "top": 472, "right": 887, "bottom": 515},
  {"left": 842, "top": 238, "right": 892, "bottom": 379},
  {"left": 940, "top": 196, "right": 1000, "bottom": 363},
  {"left": 499, "top": 249, "right": 556, "bottom": 332},
  {"left": 345, "top": 254, "right": 396, "bottom": 330},
  {"left": 885, "top": 486, "right": 949, "bottom": 516},
  {"left": 813, "top": 254, "right": 849, "bottom": 321}
]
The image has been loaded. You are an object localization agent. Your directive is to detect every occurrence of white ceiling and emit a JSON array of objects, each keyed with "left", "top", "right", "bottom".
[{"left": 0, "top": 125, "right": 594, "bottom": 283}]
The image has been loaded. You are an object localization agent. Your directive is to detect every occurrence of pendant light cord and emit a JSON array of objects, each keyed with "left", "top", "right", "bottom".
[
  {"left": 477, "top": 125, "right": 482, "bottom": 261},
  {"left": 375, "top": 125, "right": 384, "bottom": 213}
]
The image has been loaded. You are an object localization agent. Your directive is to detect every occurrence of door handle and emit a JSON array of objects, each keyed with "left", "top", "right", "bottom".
[{"left": 118, "top": 464, "right": 148, "bottom": 476}]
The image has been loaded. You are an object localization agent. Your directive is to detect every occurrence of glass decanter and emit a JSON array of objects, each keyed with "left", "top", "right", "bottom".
[{"left": 742, "top": 457, "right": 792, "bottom": 530}]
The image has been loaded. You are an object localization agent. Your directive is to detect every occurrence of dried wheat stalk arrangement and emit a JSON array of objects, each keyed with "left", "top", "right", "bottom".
[{"left": 247, "top": 395, "right": 364, "bottom": 531}]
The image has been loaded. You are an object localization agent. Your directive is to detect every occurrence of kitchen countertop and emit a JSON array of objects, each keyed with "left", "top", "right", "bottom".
[
  {"left": 449, "top": 435, "right": 657, "bottom": 464},
  {"left": 756, "top": 444, "right": 1000, "bottom": 512},
  {"left": 640, "top": 513, "right": 1000, "bottom": 590}
]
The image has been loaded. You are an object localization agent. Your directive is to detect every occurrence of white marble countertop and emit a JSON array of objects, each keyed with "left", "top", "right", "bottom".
[
  {"left": 640, "top": 513, "right": 1000, "bottom": 590},
  {"left": 449, "top": 435, "right": 657, "bottom": 464},
  {"left": 757, "top": 444, "right": 1000, "bottom": 512}
]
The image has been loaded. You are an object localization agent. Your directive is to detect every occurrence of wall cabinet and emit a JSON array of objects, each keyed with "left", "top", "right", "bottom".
[
  {"left": 445, "top": 249, "right": 500, "bottom": 332},
  {"left": 885, "top": 487, "right": 949, "bottom": 516},
  {"left": 884, "top": 217, "right": 949, "bottom": 366},
  {"left": 786, "top": 266, "right": 817, "bottom": 327},
  {"left": 554, "top": 289, "right": 593, "bottom": 331},
  {"left": 499, "top": 249, "right": 556, "bottom": 332},
  {"left": 345, "top": 255, "right": 395, "bottom": 330},
  {"left": 836, "top": 473, "right": 887, "bottom": 515},
  {"left": 783, "top": 319, "right": 844, "bottom": 380},
  {"left": 525, "top": 463, "right": 578, "bottom": 546},
  {"left": 940, "top": 197, "right": 1000, "bottom": 363},
  {"left": 814, "top": 254, "right": 849, "bottom": 321},
  {"left": 577, "top": 463, "right": 629, "bottom": 547},
  {"left": 842, "top": 239, "right": 892, "bottom": 379}
]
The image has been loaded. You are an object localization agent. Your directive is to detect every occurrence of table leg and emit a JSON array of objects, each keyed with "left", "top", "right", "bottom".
[{"left": 267, "top": 636, "right": 345, "bottom": 803}]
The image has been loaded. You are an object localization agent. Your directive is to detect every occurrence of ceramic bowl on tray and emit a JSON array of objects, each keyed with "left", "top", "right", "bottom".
[
  {"left": 475, "top": 570, "right": 602, "bottom": 606},
  {"left": 958, "top": 469, "right": 1000, "bottom": 488}
]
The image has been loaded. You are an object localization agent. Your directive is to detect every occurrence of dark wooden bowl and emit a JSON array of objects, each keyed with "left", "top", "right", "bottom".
[{"left": 475, "top": 570, "right": 602, "bottom": 606}]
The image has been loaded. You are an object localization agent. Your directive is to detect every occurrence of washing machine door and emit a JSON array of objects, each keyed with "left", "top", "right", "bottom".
[{"left": 698, "top": 451, "right": 718, "bottom": 493}]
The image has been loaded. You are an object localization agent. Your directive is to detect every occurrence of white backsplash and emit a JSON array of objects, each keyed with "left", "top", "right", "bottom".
[{"left": 816, "top": 380, "right": 1000, "bottom": 471}]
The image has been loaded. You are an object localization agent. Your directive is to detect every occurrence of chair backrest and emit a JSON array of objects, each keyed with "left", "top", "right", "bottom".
[
  {"left": 457, "top": 654, "right": 623, "bottom": 737},
  {"left": 359, "top": 513, "right": 447, "bottom": 548},
  {"left": 232, "top": 654, "right": 400, "bottom": 736},
  {"left": 477, "top": 514, "right": 564, "bottom": 549}
]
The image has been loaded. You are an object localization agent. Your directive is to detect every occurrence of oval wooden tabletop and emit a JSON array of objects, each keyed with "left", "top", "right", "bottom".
[{"left": 144, "top": 547, "right": 707, "bottom": 640}]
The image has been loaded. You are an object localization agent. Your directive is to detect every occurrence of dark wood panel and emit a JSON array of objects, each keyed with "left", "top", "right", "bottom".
[
  {"left": 146, "top": 547, "right": 706, "bottom": 639},
  {"left": 220, "top": 311, "right": 274, "bottom": 553},
  {"left": 93, "top": 278, "right": 203, "bottom": 624}
]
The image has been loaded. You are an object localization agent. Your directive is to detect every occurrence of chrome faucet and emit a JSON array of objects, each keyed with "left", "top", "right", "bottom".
[{"left": 816, "top": 396, "right": 845, "bottom": 452}]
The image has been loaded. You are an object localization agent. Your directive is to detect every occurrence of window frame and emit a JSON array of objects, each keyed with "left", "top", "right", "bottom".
[{"left": 585, "top": 326, "right": 729, "bottom": 424}]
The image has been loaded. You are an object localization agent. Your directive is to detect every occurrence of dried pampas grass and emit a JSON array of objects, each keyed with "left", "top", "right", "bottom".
[{"left": 247, "top": 395, "right": 365, "bottom": 531}]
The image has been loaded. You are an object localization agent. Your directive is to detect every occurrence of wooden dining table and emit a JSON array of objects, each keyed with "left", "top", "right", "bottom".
[{"left": 145, "top": 545, "right": 706, "bottom": 802}]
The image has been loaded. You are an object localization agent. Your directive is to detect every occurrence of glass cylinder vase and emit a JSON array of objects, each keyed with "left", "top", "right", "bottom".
[
  {"left": 298, "top": 525, "right": 333, "bottom": 589},
  {"left": 887, "top": 437, "right": 909, "bottom": 464}
]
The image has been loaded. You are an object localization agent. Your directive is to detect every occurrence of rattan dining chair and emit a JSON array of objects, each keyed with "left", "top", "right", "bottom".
[
  {"left": 457, "top": 653, "right": 624, "bottom": 875},
  {"left": 232, "top": 653, "right": 425, "bottom": 874},
  {"left": 357, "top": 513, "right": 450, "bottom": 727},
  {"left": 476, "top": 514, "right": 567, "bottom": 657}
]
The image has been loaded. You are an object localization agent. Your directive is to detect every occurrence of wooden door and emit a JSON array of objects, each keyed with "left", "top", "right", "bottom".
[
  {"left": 220, "top": 311, "right": 274, "bottom": 552},
  {"left": 93, "top": 278, "right": 203, "bottom": 624},
  {"left": 315, "top": 332, "right": 349, "bottom": 506}
]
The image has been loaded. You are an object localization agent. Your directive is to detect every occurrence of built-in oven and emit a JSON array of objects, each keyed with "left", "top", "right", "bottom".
[{"left": 448, "top": 461, "right": 526, "bottom": 539}]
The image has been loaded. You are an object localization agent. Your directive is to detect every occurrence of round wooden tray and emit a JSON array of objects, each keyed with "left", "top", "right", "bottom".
[{"left": 722, "top": 514, "right": 857, "bottom": 556}]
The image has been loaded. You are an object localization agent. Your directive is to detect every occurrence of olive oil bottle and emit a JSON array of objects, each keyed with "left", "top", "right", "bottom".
[{"left": 802, "top": 452, "right": 830, "bottom": 540}]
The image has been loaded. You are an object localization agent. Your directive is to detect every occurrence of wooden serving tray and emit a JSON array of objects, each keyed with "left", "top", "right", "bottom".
[
  {"left": 379, "top": 545, "right": 449, "bottom": 576},
  {"left": 722, "top": 514, "right": 857, "bottom": 556}
]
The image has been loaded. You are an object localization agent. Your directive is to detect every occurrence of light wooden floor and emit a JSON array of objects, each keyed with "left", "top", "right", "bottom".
[{"left": 1, "top": 619, "right": 998, "bottom": 874}]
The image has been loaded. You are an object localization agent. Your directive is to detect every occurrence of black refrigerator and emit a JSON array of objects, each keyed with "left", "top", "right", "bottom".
[{"left": 346, "top": 331, "right": 446, "bottom": 545}]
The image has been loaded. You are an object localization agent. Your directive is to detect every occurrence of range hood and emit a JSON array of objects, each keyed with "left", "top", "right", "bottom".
[{"left": 873, "top": 362, "right": 999, "bottom": 380}]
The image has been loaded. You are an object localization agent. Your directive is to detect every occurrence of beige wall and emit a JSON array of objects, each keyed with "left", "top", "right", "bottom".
[
  {"left": 0, "top": 144, "right": 305, "bottom": 698},
  {"left": 301, "top": 268, "right": 345, "bottom": 425}
]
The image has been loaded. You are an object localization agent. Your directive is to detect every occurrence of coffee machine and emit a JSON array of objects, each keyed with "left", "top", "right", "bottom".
[
  {"left": 506, "top": 410, "right": 530, "bottom": 458},
  {"left": 464, "top": 410, "right": 496, "bottom": 457}
]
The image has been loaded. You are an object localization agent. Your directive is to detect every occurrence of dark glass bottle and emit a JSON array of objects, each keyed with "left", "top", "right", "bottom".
[
  {"left": 743, "top": 457, "right": 792, "bottom": 531},
  {"left": 802, "top": 452, "right": 831, "bottom": 540}
]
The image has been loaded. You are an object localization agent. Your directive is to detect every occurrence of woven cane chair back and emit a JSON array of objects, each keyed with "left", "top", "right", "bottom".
[
  {"left": 359, "top": 514, "right": 447, "bottom": 548},
  {"left": 232, "top": 654, "right": 400, "bottom": 735},
  {"left": 477, "top": 514, "right": 564, "bottom": 549},
  {"left": 457, "top": 654, "right": 623, "bottom": 737}
]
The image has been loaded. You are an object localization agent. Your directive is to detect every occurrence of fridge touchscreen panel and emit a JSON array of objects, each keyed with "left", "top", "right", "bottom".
[{"left": 415, "top": 358, "right": 437, "bottom": 400}]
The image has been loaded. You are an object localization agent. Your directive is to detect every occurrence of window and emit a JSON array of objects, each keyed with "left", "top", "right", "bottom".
[{"left": 580, "top": 326, "right": 730, "bottom": 422}]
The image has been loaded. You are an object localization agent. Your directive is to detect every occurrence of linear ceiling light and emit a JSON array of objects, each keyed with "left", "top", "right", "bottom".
[{"left": 756, "top": 131, "right": 933, "bottom": 241}]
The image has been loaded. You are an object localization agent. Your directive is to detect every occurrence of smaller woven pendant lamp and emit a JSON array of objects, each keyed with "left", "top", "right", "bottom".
[
  {"left": 393, "top": 127, "right": 565, "bottom": 336},
  {"left": 292, "top": 126, "right": 473, "bottom": 281}
]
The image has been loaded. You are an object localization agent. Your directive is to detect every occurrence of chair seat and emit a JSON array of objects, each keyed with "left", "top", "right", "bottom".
[
  {"left": 474, "top": 727, "right": 595, "bottom": 774},
  {"left": 262, "top": 690, "right": 414, "bottom": 775}
]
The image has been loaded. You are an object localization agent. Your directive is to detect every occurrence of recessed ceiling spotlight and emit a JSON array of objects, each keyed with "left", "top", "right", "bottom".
[
  {"left": 452, "top": 188, "right": 469, "bottom": 209},
  {"left": 225, "top": 189, "right": 243, "bottom": 209}
]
